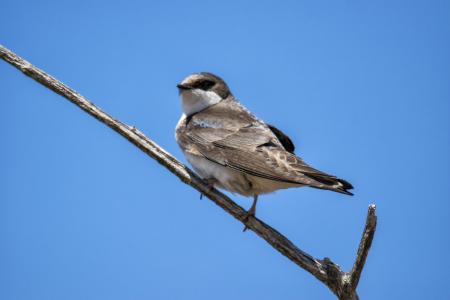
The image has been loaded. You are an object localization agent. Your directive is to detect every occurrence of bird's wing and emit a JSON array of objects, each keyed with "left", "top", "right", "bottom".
[
  {"left": 177, "top": 97, "right": 353, "bottom": 195},
  {"left": 184, "top": 122, "right": 353, "bottom": 195}
]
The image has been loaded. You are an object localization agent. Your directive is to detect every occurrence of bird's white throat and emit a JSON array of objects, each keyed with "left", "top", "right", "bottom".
[{"left": 180, "top": 89, "right": 222, "bottom": 116}]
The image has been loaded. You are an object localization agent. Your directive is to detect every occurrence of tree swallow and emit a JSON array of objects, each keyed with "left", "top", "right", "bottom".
[{"left": 175, "top": 72, "right": 353, "bottom": 228}]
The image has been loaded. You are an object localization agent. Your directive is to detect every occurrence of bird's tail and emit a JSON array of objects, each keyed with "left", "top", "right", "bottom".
[
  {"left": 305, "top": 173, "right": 354, "bottom": 196},
  {"left": 331, "top": 178, "right": 354, "bottom": 195}
]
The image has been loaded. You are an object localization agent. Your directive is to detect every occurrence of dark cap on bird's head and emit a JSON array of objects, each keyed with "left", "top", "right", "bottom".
[{"left": 177, "top": 72, "right": 231, "bottom": 99}]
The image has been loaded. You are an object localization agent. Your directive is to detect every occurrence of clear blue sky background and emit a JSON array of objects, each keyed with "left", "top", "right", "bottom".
[{"left": 1, "top": 1, "right": 449, "bottom": 299}]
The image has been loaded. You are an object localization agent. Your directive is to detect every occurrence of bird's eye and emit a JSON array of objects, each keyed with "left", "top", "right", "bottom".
[{"left": 197, "top": 80, "right": 215, "bottom": 91}]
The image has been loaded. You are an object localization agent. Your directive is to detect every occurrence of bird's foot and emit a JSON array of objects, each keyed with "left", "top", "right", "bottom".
[
  {"left": 242, "top": 208, "right": 256, "bottom": 232},
  {"left": 199, "top": 178, "right": 217, "bottom": 199},
  {"left": 242, "top": 195, "right": 258, "bottom": 232}
]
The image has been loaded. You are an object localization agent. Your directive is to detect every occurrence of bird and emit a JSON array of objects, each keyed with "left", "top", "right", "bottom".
[{"left": 175, "top": 72, "right": 353, "bottom": 230}]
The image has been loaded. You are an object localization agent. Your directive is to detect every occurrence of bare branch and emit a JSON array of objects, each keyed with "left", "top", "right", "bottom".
[
  {"left": 1, "top": 44, "right": 376, "bottom": 299},
  {"left": 350, "top": 204, "right": 377, "bottom": 287},
  {"left": 339, "top": 204, "right": 377, "bottom": 300}
]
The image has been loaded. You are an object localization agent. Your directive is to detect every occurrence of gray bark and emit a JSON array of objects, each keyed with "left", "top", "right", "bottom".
[{"left": 0, "top": 44, "right": 377, "bottom": 300}]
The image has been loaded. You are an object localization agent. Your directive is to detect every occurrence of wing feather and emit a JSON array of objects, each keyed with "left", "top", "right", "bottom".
[{"left": 178, "top": 98, "right": 353, "bottom": 195}]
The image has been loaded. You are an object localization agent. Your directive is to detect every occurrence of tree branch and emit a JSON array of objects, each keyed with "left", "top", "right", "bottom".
[
  {"left": 0, "top": 44, "right": 377, "bottom": 299},
  {"left": 350, "top": 204, "right": 377, "bottom": 289},
  {"left": 338, "top": 204, "right": 377, "bottom": 300}
]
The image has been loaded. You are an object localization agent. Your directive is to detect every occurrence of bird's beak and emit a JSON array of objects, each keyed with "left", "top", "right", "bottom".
[{"left": 177, "top": 83, "right": 192, "bottom": 91}]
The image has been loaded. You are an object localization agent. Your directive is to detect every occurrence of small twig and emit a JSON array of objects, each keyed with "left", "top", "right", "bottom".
[
  {"left": 350, "top": 204, "right": 377, "bottom": 288},
  {"left": 1, "top": 44, "right": 377, "bottom": 299}
]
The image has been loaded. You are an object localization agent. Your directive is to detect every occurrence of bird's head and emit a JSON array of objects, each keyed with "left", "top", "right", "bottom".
[{"left": 177, "top": 72, "right": 231, "bottom": 116}]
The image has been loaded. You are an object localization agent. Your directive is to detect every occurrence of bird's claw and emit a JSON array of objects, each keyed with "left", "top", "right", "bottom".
[
  {"left": 242, "top": 210, "right": 256, "bottom": 232},
  {"left": 199, "top": 178, "right": 216, "bottom": 200}
]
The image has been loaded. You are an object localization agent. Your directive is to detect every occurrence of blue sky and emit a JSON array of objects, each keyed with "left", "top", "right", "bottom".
[{"left": 1, "top": 1, "right": 449, "bottom": 299}]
